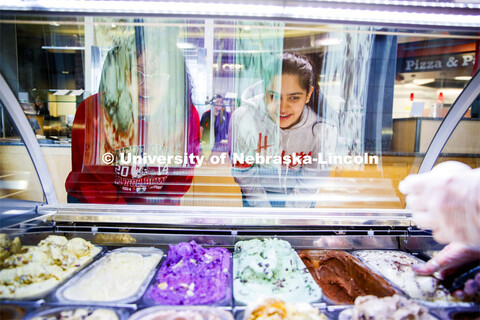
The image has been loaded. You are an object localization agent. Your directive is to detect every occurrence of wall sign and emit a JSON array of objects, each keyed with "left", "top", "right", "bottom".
[{"left": 398, "top": 52, "right": 475, "bottom": 73}]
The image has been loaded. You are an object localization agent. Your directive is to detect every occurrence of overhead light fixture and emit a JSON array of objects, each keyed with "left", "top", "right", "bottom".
[
  {"left": 177, "top": 42, "right": 196, "bottom": 49},
  {"left": 412, "top": 78, "right": 435, "bottom": 85},
  {"left": 41, "top": 46, "right": 85, "bottom": 50},
  {"left": 454, "top": 76, "right": 472, "bottom": 81},
  {"left": 49, "top": 22, "right": 60, "bottom": 27},
  {"left": 315, "top": 38, "right": 341, "bottom": 46},
  {"left": 1, "top": 2, "right": 478, "bottom": 28}
]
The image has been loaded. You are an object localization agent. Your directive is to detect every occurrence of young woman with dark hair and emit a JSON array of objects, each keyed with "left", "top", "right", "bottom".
[{"left": 230, "top": 52, "right": 337, "bottom": 208}]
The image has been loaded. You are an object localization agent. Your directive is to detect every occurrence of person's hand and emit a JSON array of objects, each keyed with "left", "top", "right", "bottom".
[
  {"left": 399, "top": 161, "right": 480, "bottom": 245},
  {"left": 412, "top": 242, "right": 480, "bottom": 299}
]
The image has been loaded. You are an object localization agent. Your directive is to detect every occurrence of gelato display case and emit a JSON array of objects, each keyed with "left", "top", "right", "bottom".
[{"left": 1, "top": 1, "right": 480, "bottom": 319}]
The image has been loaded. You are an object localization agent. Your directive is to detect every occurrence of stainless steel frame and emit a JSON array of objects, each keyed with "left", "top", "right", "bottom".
[
  {"left": 2, "top": 0, "right": 479, "bottom": 31},
  {"left": 40, "top": 203, "right": 413, "bottom": 228}
]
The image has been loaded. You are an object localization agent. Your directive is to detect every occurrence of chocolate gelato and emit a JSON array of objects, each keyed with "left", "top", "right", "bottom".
[{"left": 298, "top": 250, "right": 395, "bottom": 304}]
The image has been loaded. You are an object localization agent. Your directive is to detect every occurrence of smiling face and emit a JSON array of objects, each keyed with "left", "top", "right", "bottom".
[{"left": 266, "top": 74, "right": 313, "bottom": 129}]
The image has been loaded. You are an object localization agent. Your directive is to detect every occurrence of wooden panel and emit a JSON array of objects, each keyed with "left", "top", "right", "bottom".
[
  {"left": 392, "top": 119, "right": 417, "bottom": 153},
  {"left": 420, "top": 119, "right": 480, "bottom": 153}
]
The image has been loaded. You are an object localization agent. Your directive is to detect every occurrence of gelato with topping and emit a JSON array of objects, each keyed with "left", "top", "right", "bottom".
[
  {"left": 353, "top": 250, "right": 453, "bottom": 301},
  {"left": 348, "top": 295, "right": 436, "bottom": 320},
  {"left": 244, "top": 298, "right": 326, "bottom": 320},
  {"left": 147, "top": 241, "right": 231, "bottom": 305},
  {"left": 0, "top": 235, "right": 100, "bottom": 299},
  {"left": 233, "top": 238, "right": 321, "bottom": 305}
]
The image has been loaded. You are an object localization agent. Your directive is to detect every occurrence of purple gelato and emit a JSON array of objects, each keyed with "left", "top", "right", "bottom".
[{"left": 147, "top": 241, "right": 231, "bottom": 305}]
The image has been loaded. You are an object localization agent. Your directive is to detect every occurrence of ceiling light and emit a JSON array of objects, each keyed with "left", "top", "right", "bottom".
[
  {"left": 412, "top": 78, "right": 435, "bottom": 85},
  {"left": 41, "top": 46, "right": 85, "bottom": 50},
  {"left": 454, "top": 76, "right": 472, "bottom": 81},
  {"left": 315, "top": 38, "right": 341, "bottom": 46},
  {"left": 177, "top": 42, "right": 196, "bottom": 49}
]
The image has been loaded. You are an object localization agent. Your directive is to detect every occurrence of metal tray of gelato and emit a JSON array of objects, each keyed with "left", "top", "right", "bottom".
[
  {"left": 298, "top": 249, "right": 398, "bottom": 306},
  {"left": 336, "top": 295, "right": 439, "bottom": 320},
  {"left": 54, "top": 246, "right": 163, "bottom": 305},
  {"left": 26, "top": 305, "right": 130, "bottom": 320},
  {"left": 232, "top": 238, "right": 323, "bottom": 307},
  {"left": 352, "top": 250, "right": 474, "bottom": 307},
  {"left": 0, "top": 235, "right": 103, "bottom": 301},
  {"left": 141, "top": 241, "right": 232, "bottom": 307},
  {"left": 129, "top": 305, "right": 234, "bottom": 320},
  {"left": 235, "top": 299, "right": 329, "bottom": 320}
]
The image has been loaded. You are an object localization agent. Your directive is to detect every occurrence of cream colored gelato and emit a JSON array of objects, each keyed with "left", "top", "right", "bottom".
[
  {"left": 0, "top": 235, "right": 100, "bottom": 299},
  {"left": 33, "top": 308, "right": 118, "bottom": 320},
  {"left": 61, "top": 249, "right": 162, "bottom": 302},
  {"left": 348, "top": 295, "right": 435, "bottom": 320},
  {"left": 353, "top": 250, "right": 452, "bottom": 301}
]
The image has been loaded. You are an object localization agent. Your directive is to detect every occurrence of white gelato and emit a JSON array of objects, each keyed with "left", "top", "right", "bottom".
[
  {"left": 353, "top": 250, "right": 452, "bottom": 301},
  {"left": 62, "top": 249, "right": 162, "bottom": 302},
  {"left": 348, "top": 295, "right": 436, "bottom": 320}
]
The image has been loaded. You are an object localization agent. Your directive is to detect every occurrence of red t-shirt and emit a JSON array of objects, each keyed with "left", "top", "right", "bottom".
[{"left": 65, "top": 93, "right": 200, "bottom": 204}]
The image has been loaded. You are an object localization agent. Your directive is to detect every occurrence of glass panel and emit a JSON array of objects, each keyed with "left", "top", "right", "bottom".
[
  {"left": 1, "top": 13, "right": 478, "bottom": 207},
  {"left": 0, "top": 104, "right": 44, "bottom": 202},
  {"left": 434, "top": 94, "right": 480, "bottom": 170}
]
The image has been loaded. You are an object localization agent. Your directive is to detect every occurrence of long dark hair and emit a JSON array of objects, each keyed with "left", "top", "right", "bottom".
[{"left": 281, "top": 52, "right": 322, "bottom": 116}]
